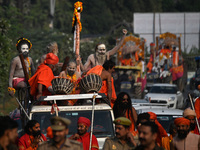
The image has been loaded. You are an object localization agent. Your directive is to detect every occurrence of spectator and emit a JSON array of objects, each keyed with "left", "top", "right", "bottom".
[
  {"left": 70, "top": 117, "right": 99, "bottom": 150},
  {"left": 38, "top": 116, "right": 83, "bottom": 150},
  {"left": 103, "top": 117, "right": 136, "bottom": 149},
  {"left": 171, "top": 117, "right": 200, "bottom": 150},
  {"left": 18, "top": 120, "right": 46, "bottom": 150},
  {"left": 113, "top": 92, "right": 137, "bottom": 134},
  {"left": 135, "top": 121, "right": 165, "bottom": 150},
  {"left": 0, "top": 116, "right": 18, "bottom": 150}
]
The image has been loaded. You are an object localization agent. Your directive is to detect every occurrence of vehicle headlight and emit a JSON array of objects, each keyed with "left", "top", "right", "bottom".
[{"left": 169, "top": 97, "right": 175, "bottom": 101}]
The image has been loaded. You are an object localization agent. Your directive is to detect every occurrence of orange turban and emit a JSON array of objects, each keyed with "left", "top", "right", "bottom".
[
  {"left": 78, "top": 117, "right": 91, "bottom": 127},
  {"left": 148, "top": 112, "right": 157, "bottom": 120},
  {"left": 174, "top": 117, "right": 190, "bottom": 126},
  {"left": 44, "top": 53, "right": 59, "bottom": 65}
]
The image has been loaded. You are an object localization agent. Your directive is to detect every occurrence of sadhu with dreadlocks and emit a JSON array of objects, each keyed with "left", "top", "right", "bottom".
[{"left": 113, "top": 92, "right": 138, "bottom": 134}]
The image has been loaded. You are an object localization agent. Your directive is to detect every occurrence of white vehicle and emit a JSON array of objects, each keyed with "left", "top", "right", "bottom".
[
  {"left": 135, "top": 105, "right": 183, "bottom": 133},
  {"left": 28, "top": 93, "right": 115, "bottom": 150},
  {"left": 144, "top": 83, "right": 184, "bottom": 109}
]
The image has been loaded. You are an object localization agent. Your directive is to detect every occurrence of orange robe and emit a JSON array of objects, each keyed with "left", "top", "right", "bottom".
[
  {"left": 155, "top": 120, "right": 168, "bottom": 146},
  {"left": 29, "top": 64, "right": 54, "bottom": 97},
  {"left": 162, "top": 135, "right": 173, "bottom": 150},
  {"left": 148, "top": 112, "right": 168, "bottom": 146},
  {"left": 71, "top": 132, "right": 99, "bottom": 150},
  {"left": 86, "top": 65, "right": 117, "bottom": 107},
  {"left": 126, "top": 110, "right": 135, "bottom": 133},
  {"left": 18, "top": 133, "right": 46, "bottom": 150}
]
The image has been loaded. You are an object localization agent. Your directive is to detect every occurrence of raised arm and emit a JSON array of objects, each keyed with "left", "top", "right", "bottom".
[
  {"left": 107, "top": 29, "right": 127, "bottom": 57},
  {"left": 122, "top": 45, "right": 140, "bottom": 55}
]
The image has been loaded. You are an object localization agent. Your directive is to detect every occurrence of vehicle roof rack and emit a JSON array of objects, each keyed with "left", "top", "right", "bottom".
[{"left": 38, "top": 93, "right": 105, "bottom": 101}]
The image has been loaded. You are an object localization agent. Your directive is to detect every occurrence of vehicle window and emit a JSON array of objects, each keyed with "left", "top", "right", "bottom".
[
  {"left": 157, "top": 115, "right": 181, "bottom": 133},
  {"left": 32, "top": 110, "right": 114, "bottom": 138},
  {"left": 149, "top": 86, "right": 177, "bottom": 94}
]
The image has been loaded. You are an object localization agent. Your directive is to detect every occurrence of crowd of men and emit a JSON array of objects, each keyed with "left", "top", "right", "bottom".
[
  {"left": 2, "top": 105, "right": 200, "bottom": 150},
  {"left": 4, "top": 30, "right": 200, "bottom": 150}
]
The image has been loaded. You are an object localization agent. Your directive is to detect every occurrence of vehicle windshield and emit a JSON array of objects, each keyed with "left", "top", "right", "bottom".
[
  {"left": 157, "top": 115, "right": 181, "bottom": 133},
  {"left": 32, "top": 110, "right": 114, "bottom": 138},
  {"left": 149, "top": 86, "right": 177, "bottom": 94}
]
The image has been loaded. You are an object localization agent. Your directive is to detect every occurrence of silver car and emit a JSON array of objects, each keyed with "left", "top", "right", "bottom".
[{"left": 144, "top": 83, "right": 184, "bottom": 109}]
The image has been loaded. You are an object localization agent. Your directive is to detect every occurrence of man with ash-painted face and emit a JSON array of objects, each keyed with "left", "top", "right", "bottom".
[
  {"left": 8, "top": 37, "right": 35, "bottom": 96},
  {"left": 81, "top": 29, "right": 128, "bottom": 72}
]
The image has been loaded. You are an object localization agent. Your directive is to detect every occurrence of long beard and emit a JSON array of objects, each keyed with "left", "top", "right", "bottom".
[
  {"left": 121, "top": 102, "right": 129, "bottom": 109},
  {"left": 190, "top": 123, "right": 196, "bottom": 131},
  {"left": 177, "top": 130, "right": 188, "bottom": 139},
  {"left": 95, "top": 52, "right": 106, "bottom": 65},
  {"left": 22, "top": 52, "right": 29, "bottom": 58}
]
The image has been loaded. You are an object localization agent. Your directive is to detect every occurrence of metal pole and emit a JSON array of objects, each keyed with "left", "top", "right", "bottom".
[
  {"left": 153, "top": 12, "right": 155, "bottom": 43},
  {"left": 89, "top": 93, "right": 97, "bottom": 150},
  {"left": 50, "top": 0, "right": 56, "bottom": 29},
  {"left": 188, "top": 94, "right": 200, "bottom": 133},
  {"left": 184, "top": 13, "right": 186, "bottom": 53},
  {"left": 15, "top": 97, "right": 30, "bottom": 120},
  {"left": 159, "top": 13, "right": 161, "bottom": 34},
  {"left": 54, "top": 99, "right": 58, "bottom": 117}
]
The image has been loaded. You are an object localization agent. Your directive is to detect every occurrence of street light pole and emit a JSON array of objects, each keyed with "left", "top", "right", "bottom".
[{"left": 50, "top": 0, "right": 56, "bottom": 29}]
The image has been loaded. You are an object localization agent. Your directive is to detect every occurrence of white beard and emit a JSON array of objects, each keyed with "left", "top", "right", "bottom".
[{"left": 95, "top": 52, "right": 107, "bottom": 65}]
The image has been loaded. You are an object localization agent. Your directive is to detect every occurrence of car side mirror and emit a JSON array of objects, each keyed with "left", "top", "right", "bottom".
[{"left": 177, "top": 91, "right": 181, "bottom": 95}]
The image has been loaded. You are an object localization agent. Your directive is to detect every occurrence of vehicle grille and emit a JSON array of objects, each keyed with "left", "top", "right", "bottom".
[{"left": 150, "top": 100, "right": 167, "bottom": 104}]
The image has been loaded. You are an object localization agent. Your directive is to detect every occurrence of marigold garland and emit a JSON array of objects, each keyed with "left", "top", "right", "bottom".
[
  {"left": 8, "top": 87, "right": 16, "bottom": 94},
  {"left": 16, "top": 38, "right": 32, "bottom": 50},
  {"left": 26, "top": 57, "right": 31, "bottom": 78},
  {"left": 72, "top": 1, "right": 83, "bottom": 32}
]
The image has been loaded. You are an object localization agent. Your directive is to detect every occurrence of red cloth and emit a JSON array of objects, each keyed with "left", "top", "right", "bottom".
[
  {"left": 76, "top": 132, "right": 99, "bottom": 150},
  {"left": 78, "top": 117, "right": 91, "bottom": 127},
  {"left": 195, "top": 97, "right": 200, "bottom": 120},
  {"left": 150, "top": 43, "right": 155, "bottom": 46},
  {"left": 148, "top": 112, "right": 168, "bottom": 146},
  {"left": 44, "top": 53, "right": 59, "bottom": 65},
  {"left": 13, "top": 78, "right": 25, "bottom": 88},
  {"left": 174, "top": 117, "right": 190, "bottom": 126},
  {"left": 18, "top": 133, "right": 46, "bottom": 150},
  {"left": 46, "top": 126, "right": 53, "bottom": 139},
  {"left": 29, "top": 64, "right": 54, "bottom": 97}
]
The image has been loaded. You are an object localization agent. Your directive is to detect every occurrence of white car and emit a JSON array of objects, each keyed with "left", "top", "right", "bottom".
[
  {"left": 144, "top": 83, "right": 184, "bottom": 109},
  {"left": 28, "top": 94, "right": 115, "bottom": 150}
]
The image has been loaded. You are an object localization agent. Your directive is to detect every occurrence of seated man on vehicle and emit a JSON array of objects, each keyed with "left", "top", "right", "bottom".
[
  {"left": 18, "top": 120, "right": 46, "bottom": 150},
  {"left": 29, "top": 53, "right": 59, "bottom": 100},
  {"left": 70, "top": 117, "right": 99, "bottom": 150},
  {"left": 8, "top": 37, "right": 35, "bottom": 97}
]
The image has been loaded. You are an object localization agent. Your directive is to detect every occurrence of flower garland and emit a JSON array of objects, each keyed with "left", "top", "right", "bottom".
[
  {"left": 16, "top": 38, "right": 32, "bottom": 50},
  {"left": 8, "top": 87, "right": 16, "bottom": 94},
  {"left": 26, "top": 57, "right": 31, "bottom": 78},
  {"left": 72, "top": 1, "right": 83, "bottom": 32}
]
